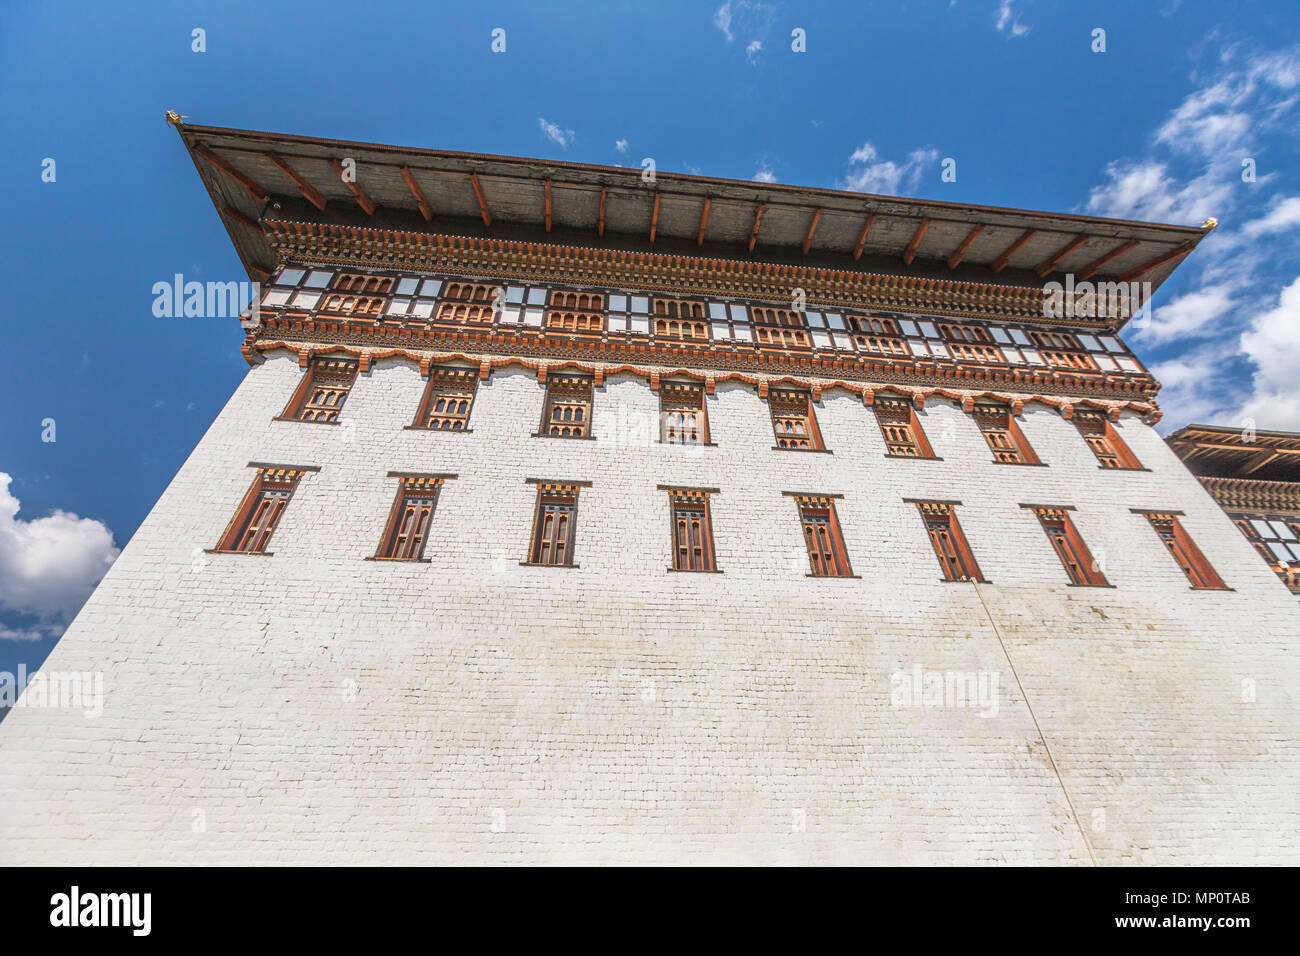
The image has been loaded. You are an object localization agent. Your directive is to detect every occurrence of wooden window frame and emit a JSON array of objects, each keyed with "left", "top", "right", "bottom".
[
  {"left": 538, "top": 374, "right": 595, "bottom": 439},
  {"left": 1073, "top": 412, "right": 1143, "bottom": 469},
  {"left": 653, "top": 297, "right": 710, "bottom": 341},
  {"left": 659, "top": 381, "right": 710, "bottom": 445},
  {"left": 973, "top": 404, "right": 1041, "bottom": 465},
  {"left": 522, "top": 480, "right": 588, "bottom": 567},
  {"left": 412, "top": 364, "right": 479, "bottom": 431},
  {"left": 281, "top": 357, "right": 359, "bottom": 424},
  {"left": 210, "top": 464, "right": 318, "bottom": 556},
  {"left": 660, "top": 486, "right": 720, "bottom": 572},
  {"left": 786, "top": 493, "right": 855, "bottom": 578},
  {"left": 769, "top": 388, "right": 826, "bottom": 451},
  {"left": 1135, "top": 511, "right": 1228, "bottom": 590},
  {"left": 1025, "top": 506, "right": 1109, "bottom": 587},
  {"left": 434, "top": 281, "right": 500, "bottom": 327},
  {"left": 910, "top": 501, "right": 985, "bottom": 582},
  {"left": 545, "top": 289, "right": 605, "bottom": 335},
  {"left": 320, "top": 271, "right": 394, "bottom": 318},
  {"left": 873, "top": 397, "right": 936, "bottom": 458},
  {"left": 374, "top": 474, "right": 455, "bottom": 562}
]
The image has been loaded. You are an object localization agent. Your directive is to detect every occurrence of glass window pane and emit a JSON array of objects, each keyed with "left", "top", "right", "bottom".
[
  {"left": 1267, "top": 541, "right": 1291, "bottom": 561},
  {"left": 1270, "top": 521, "right": 1297, "bottom": 540},
  {"left": 832, "top": 333, "right": 854, "bottom": 350},
  {"left": 1010, "top": 328, "right": 1031, "bottom": 346},
  {"left": 990, "top": 327, "right": 1011, "bottom": 344},
  {"left": 276, "top": 268, "right": 305, "bottom": 286},
  {"left": 631, "top": 296, "right": 649, "bottom": 314},
  {"left": 387, "top": 298, "right": 410, "bottom": 316},
  {"left": 263, "top": 289, "right": 291, "bottom": 306},
  {"left": 929, "top": 341, "right": 949, "bottom": 357},
  {"left": 608, "top": 294, "right": 627, "bottom": 312},
  {"left": 1101, "top": 336, "right": 1124, "bottom": 352},
  {"left": 304, "top": 271, "right": 332, "bottom": 288},
  {"left": 291, "top": 292, "right": 321, "bottom": 308},
  {"left": 1251, "top": 519, "right": 1275, "bottom": 538},
  {"left": 1002, "top": 348, "right": 1024, "bottom": 364},
  {"left": 1078, "top": 334, "right": 1101, "bottom": 351},
  {"left": 919, "top": 321, "right": 938, "bottom": 338},
  {"left": 729, "top": 304, "right": 748, "bottom": 322},
  {"left": 732, "top": 325, "right": 751, "bottom": 341},
  {"left": 811, "top": 331, "right": 832, "bottom": 348},
  {"left": 1094, "top": 354, "right": 1118, "bottom": 370},
  {"left": 523, "top": 308, "right": 544, "bottom": 326},
  {"left": 527, "top": 288, "right": 547, "bottom": 305},
  {"left": 420, "top": 279, "right": 442, "bottom": 296},
  {"left": 411, "top": 301, "right": 435, "bottom": 319},
  {"left": 498, "top": 307, "right": 520, "bottom": 324},
  {"left": 395, "top": 277, "right": 419, "bottom": 295},
  {"left": 711, "top": 322, "right": 731, "bottom": 339},
  {"left": 1022, "top": 349, "right": 1043, "bottom": 364},
  {"left": 630, "top": 316, "right": 650, "bottom": 333},
  {"left": 806, "top": 311, "right": 824, "bottom": 327},
  {"left": 899, "top": 319, "right": 918, "bottom": 336},
  {"left": 505, "top": 286, "right": 525, "bottom": 304},
  {"left": 608, "top": 315, "right": 628, "bottom": 331},
  {"left": 1116, "top": 357, "right": 1140, "bottom": 372},
  {"left": 708, "top": 302, "right": 728, "bottom": 320},
  {"left": 908, "top": 340, "right": 928, "bottom": 356},
  {"left": 826, "top": 312, "right": 845, "bottom": 330}
]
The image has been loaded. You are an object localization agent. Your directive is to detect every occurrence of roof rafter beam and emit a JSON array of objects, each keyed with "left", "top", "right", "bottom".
[
  {"left": 1242, "top": 452, "right": 1283, "bottom": 476},
  {"left": 597, "top": 187, "right": 606, "bottom": 237},
  {"left": 1034, "top": 233, "right": 1090, "bottom": 277},
  {"left": 330, "top": 158, "right": 375, "bottom": 215},
  {"left": 222, "top": 204, "right": 266, "bottom": 234},
  {"left": 852, "top": 213, "right": 875, "bottom": 261},
  {"left": 802, "top": 208, "right": 822, "bottom": 256},
  {"left": 748, "top": 202, "right": 766, "bottom": 252},
  {"left": 192, "top": 143, "right": 269, "bottom": 204},
  {"left": 990, "top": 228, "right": 1035, "bottom": 273},
  {"left": 544, "top": 179, "right": 552, "bottom": 232},
  {"left": 697, "top": 196, "right": 711, "bottom": 246},
  {"left": 946, "top": 223, "right": 984, "bottom": 270},
  {"left": 267, "top": 153, "right": 327, "bottom": 211},
  {"left": 398, "top": 165, "right": 434, "bottom": 222},
  {"left": 1077, "top": 238, "right": 1138, "bottom": 281},
  {"left": 469, "top": 172, "right": 492, "bottom": 227},
  {"left": 650, "top": 192, "right": 661, "bottom": 243},
  {"left": 903, "top": 218, "right": 930, "bottom": 265},
  {"left": 1118, "top": 240, "right": 1197, "bottom": 283}
]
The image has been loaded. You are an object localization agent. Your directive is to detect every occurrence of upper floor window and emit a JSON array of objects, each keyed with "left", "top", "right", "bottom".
[
  {"left": 284, "top": 357, "right": 358, "bottom": 423},
  {"left": 320, "top": 272, "right": 393, "bottom": 317},
  {"left": 1029, "top": 330, "right": 1079, "bottom": 350},
  {"left": 435, "top": 281, "right": 499, "bottom": 326},
  {"left": 661, "top": 487, "right": 718, "bottom": 572},
  {"left": 415, "top": 365, "right": 478, "bottom": 431},
  {"left": 660, "top": 381, "right": 709, "bottom": 445},
  {"left": 213, "top": 465, "right": 315, "bottom": 555},
  {"left": 973, "top": 404, "right": 1041, "bottom": 464},
  {"left": 376, "top": 474, "right": 451, "bottom": 561},
  {"left": 1073, "top": 412, "right": 1142, "bottom": 469},
  {"left": 941, "top": 323, "right": 992, "bottom": 344},
  {"left": 653, "top": 298, "right": 709, "bottom": 339},
  {"left": 1028, "top": 507, "right": 1108, "bottom": 586},
  {"left": 769, "top": 388, "right": 824, "bottom": 450},
  {"left": 913, "top": 501, "right": 984, "bottom": 582},
  {"left": 789, "top": 494, "right": 853, "bottom": 577},
  {"left": 525, "top": 481, "right": 585, "bottom": 567},
  {"left": 540, "top": 374, "right": 594, "bottom": 438},
  {"left": 1139, "top": 512, "right": 1228, "bottom": 590},
  {"left": 847, "top": 315, "right": 898, "bottom": 336},
  {"left": 873, "top": 396, "right": 935, "bottom": 458},
  {"left": 1233, "top": 516, "right": 1300, "bottom": 566},
  {"left": 546, "top": 290, "right": 605, "bottom": 334}
]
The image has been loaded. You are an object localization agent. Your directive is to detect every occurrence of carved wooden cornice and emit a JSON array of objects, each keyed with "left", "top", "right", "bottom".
[
  {"left": 245, "top": 338, "right": 1160, "bottom": 422},
  {"left": 260, "top": 220, "right": 1132, "bottom": 328},
  {"left": 1202, "top": 477, "right": 1300, "bottom": 515}
]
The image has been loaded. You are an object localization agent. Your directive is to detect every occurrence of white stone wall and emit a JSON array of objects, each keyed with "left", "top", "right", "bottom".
[{"left": 1, "top": 350, "right": 1296, "bottom": 864}]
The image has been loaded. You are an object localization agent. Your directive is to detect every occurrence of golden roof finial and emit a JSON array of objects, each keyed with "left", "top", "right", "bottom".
[
  {"left": 165, "top": 110, "right": 186, "bottom": 128},
  {"left": 1202, "top": 217, "right": 1218, "bottom": 230}
]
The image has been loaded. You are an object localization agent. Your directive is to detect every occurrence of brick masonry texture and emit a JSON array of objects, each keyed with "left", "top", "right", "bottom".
[{"left": 1, "top": 351, "right": 1297, "bottom": 864}]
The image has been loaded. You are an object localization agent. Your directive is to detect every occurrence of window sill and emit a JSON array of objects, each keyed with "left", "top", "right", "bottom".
[
  {"left": 203, "top": 548, "right": 274, "bottom": 557},
  {"left": 941, "top": 578, "right": 991, "bottom": 584},
  {"left": 365, "top": 556, "right": 432, "bottom": 563},
  {"left": 1098, "top": 466, "right": 1151, "bottom": 472},
  {"left": 658, "top": 441, "right": 719, "bottom": 447},
  {"left": 1065, "top": 582, "right": 1116, "bottom": 589},
  {"left": 990, "top": 460, "right": 1048, "bottom": 467},
  {"left": 772, "top": 446, "right": 833, "bottom": 454},
  {"left": 1189, "top": 585, "right": 1235, "bottom": 592},
  {"left": 404, "top": 425, "right": 473, "bottom": 433},
  {"left": 805, "top": 573, "right": 862, "bottom": 579},
  {"left": 666, "top": 567, "right": 724, "bottom": 573},
  {"left": 271, "top": 416, "right": 340, "bottom": 426},
  {"left": 885, "top": 454, "right": 943, "bottom": 461},
  {"left": 531, "top": 433, "right": 597, "bottom": 440},
  {"left": 519, "top": 561, "right": 580, "bottom": 568}
]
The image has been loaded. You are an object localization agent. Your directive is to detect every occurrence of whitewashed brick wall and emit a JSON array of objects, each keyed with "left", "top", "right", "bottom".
[{"left": 1, "top": 350, "right": 1296, "bottom": 864}]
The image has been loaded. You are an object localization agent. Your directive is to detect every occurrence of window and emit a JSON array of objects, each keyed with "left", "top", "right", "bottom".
[
  {"left": 914, "top": 502, "right": 984, "bottom": 582},
  {"left": 525, "top": 481, "right": 584, "bottom": 566},
  {"left": 1029, "top": 507, "right": 1108, "bottom": 586},
  {"left": 661, "top": 487, "right": 718, "bottom": 571},
  {"left": 435, "top": 281, "right": 500, "bottom": 326},
  {"left": 546, "top": 290, "right": 604, "bottom": 334},
  {"left": 376, "top": 475, "right": 450, "bottom": 561},
  {"left": 753, "top": 307, "right": 810, "bottom": 348},
  {"left": 873, "top": 396, "right": 935, "bottom": 458},
  {"left": 660, "top": 381, "right": 708, "bottom": 445},
  {"left": 1040, "top": 350, "right": 1098, "bottom": 371},
  {"left": 941, "top": 323, "right": 992, "bottom": 343},
  {"left": 414, "top": 365, "right": 478, "bottom": 430},
  {"left": 790, "top": 494, "right": 853, "bottom": 577},
  {"left": 1234, "top": 516, "right": 1300, "bottom": 566},
  {"left": 320, "top": 272, "right": 393, "bottom": 317},
  {"left": 1073, "top": 411, "right": 1142, "bottom": 469},
  {"left": 539, "top": 374, "right": 594, "bottom": 438},
  {"left": 213, "top": 465, "right": 314, "bottom": 554},
  {"left": 653, "top": 298, "right": 709, "bottom": 339},
  {"left": 973, "top": 404, "right": 1040, "bottom": 464},
  {"left": 606, "top": 294, "right": 651, "bottom": 334},
  {"left": 283, "top": 357, "right": 359, "bottom": 423},
  {"left": 1029, "top": 330, "right": 1079, "bottom": 350},
  {"left": 1139, "top": 512, "right": 1227, "bottom": 590},
  {"left": 769, "top": 388, "right": 824, "bottom": 450}
]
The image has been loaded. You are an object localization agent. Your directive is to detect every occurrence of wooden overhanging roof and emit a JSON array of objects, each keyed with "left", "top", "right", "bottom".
[
  {"left": 171, "top": 115, "right": 1210, "bottom": 328},
  {"left": 1167, "top": 423, "right": 1300, "bottom": 483}
]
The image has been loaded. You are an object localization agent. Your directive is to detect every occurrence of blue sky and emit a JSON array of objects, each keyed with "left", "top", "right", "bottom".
[{"left": 2, "top": 0, "right": 1299, "bottom": 677}]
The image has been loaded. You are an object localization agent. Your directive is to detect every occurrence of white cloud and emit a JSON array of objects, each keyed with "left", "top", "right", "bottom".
[
  {"left": 1136, "top": 284, "right": 1237, "bottom": 346},
  {"left": 614, "top": 138, "right": 629, "bottom": 153},
  {"left": 0, "top": 474, "right": 119, "bottom": 636},
  {"left": 746, "top": 39, "right": 763, "bottom": 64},
  {"left": 994, "top": 0, "right": 1030, "bottom": 38},
  {"left": 713, "top": 3, "right": 734, "bottom": 42},
  {"left": 1237, "top": 275, "right": 1300, "bottom": 429},
  {"left": 1240, "top": 196, "right": 1300, "bottom": 237},
  {"left": 752, "top": 167, "right": 777, "bottom": 183},
  {"left": 842, "top": 142, "right": 939, "bottom": 196},
  {"left": 537, "top": 117, "right": 574, "bottom": 148}
]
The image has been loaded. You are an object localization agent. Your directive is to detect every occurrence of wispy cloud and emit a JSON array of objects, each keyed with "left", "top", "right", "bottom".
[
  {"left": 713, "top": 3, "right": 734, "bottom": 42},
  {"left": 537, "top": 117, "right": 575, "bottom": 148},
  {"left": 752, "top": 167, "right": 777, "bottom": 183},
  {"left": 614, "top": 138, "right": 629, "bottom": 153},
  {"left": 994, "top": 0, "right": 1030, "bottom": 38},
  {"left": 713, "top": 2, "right": 774, "bottom": 53},
  {"left": 841, "top": 142, "right": 939, "bottom": 195}
]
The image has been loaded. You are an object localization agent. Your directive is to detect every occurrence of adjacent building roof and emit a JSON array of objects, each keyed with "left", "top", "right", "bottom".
[
  {"left": 1167, "top": 423, "right": 1300, "bottom": 483},
  {"left": 170, "top": 114, "right": 1210, "bottom": 328}
]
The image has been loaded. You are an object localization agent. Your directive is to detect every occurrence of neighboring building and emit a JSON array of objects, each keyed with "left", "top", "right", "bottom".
[
  {"left": 1167, "top": 423, "right": 1300, "bottom": 599},
  {"left": 0, "top": 116, "right": 1296, "bottom": 865}
]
